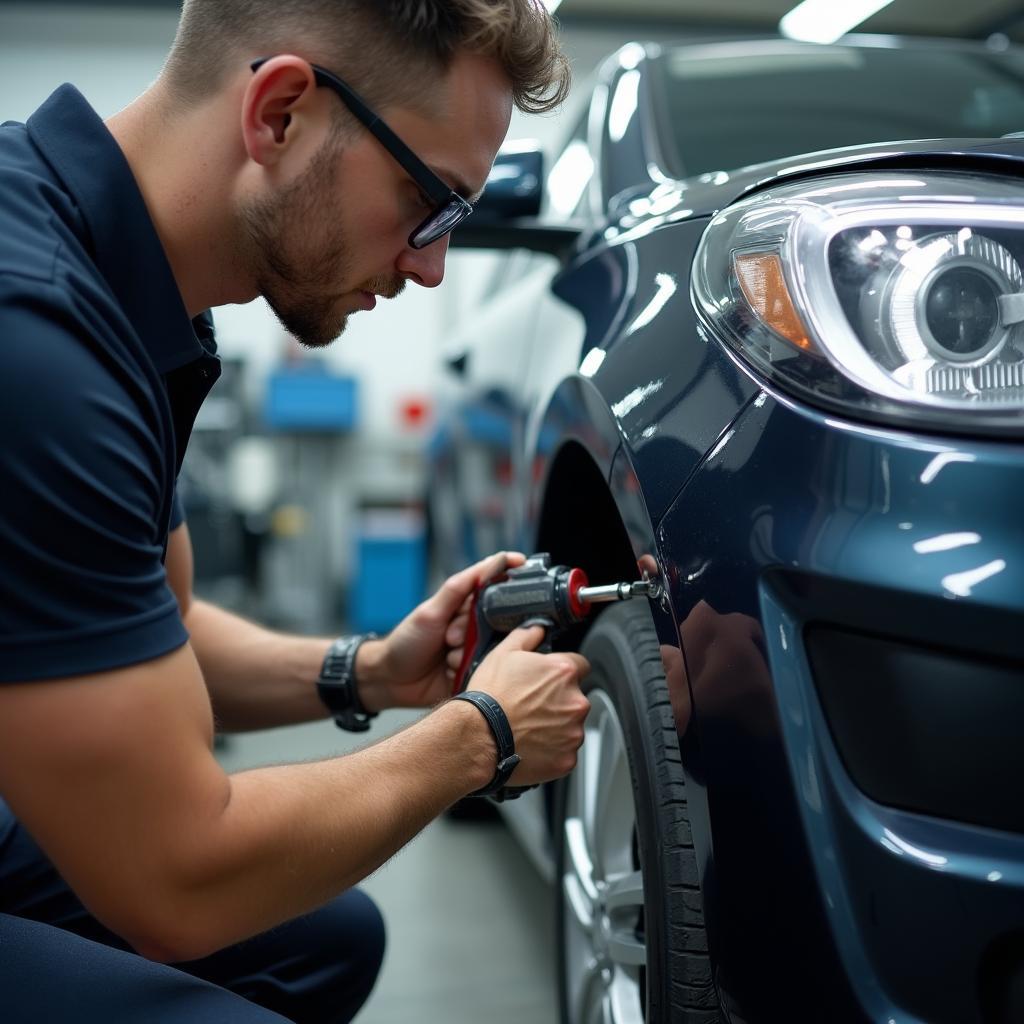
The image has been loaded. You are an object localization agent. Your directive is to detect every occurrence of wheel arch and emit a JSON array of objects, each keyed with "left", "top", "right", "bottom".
[
  {"left": 532, "top": 433, "right": 677, "bottom": 645},
  {"left": 534, "top": 440, "right": 639, "bottom": 597}
]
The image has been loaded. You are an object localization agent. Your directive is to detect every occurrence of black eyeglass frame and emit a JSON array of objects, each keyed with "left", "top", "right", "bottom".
[{"left": 250, "top": 57, "right": 474, "bottom": 249}]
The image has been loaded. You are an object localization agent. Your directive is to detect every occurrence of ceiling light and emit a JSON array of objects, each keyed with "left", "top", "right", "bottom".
[
  {"left": 541, "top": 0, "right": 564, "bottom": 12},
  {"left": 780, "top": 0, "right": 896, "bottom": 44}
]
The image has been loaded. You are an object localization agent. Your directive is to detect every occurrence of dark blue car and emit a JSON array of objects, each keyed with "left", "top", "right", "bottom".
[{"left": 436, "top": 36, "right": 1024, "bottom": 1024}]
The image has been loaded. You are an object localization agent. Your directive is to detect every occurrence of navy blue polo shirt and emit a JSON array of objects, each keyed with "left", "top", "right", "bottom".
[{"left": 0, "top": 85, "right": 221, "bottom": 685}]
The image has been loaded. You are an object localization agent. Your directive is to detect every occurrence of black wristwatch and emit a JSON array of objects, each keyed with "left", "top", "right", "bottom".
[
  {"left": 451, "top": 690, "right": 532, "bottom": 801},
  {"left": 317, "top": 634, "right": 379, "bottom": 732}
]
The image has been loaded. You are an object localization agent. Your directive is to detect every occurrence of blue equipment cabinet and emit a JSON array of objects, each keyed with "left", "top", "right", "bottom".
[
  {"left": 264, "top": 365, "right": 357, "bottom": 431},
  {"left": 351, "top": 509, "right": 427, "bottom": 633}
]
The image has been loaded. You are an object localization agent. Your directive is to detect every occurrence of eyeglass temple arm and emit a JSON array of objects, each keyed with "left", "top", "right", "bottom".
[{"left": 249, "top": 57, "right": 453, "bottom": 206}]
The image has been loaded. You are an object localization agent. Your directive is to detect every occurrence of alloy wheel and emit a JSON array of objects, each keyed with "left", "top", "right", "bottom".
[{"left": 561, "top": 687, "right": 647, "bottom": 1024}]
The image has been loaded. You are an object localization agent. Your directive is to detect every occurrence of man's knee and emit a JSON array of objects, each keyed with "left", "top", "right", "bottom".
[
  {"left": 320, "top": 888, "right": 387, "bottom": 1003},
  {"left": 355, "top": 889, "right": 386, "bottom": 979},
  {"left": 179, "top": 888, "right": 386, "bottom": 1024},
  {"left": 299, "top": 889, "right": 386, "bottom": 1022},
  {"left": 284, "top": 889, "right": 386, "bottom": 1023},
  {"left": 0, "top": 913, "right": 290, "bottom": 1024}
]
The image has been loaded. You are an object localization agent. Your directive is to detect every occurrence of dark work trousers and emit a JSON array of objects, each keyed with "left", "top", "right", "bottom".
[{"left": 0, "top": 800, "right": 386, "bottom": 1023}]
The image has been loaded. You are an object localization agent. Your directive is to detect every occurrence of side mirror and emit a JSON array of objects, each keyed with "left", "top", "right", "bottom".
[
  {"left": 475, "top": 146, "right": 544, "bottom": 219},
  {"left": 452, "top": 144, "right": 583, "bottom": 258}
]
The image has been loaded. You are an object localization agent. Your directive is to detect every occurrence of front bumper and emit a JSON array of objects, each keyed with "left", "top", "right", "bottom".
[{"left": 656, "top": 388, "right": 1024, "bottom": 1024}]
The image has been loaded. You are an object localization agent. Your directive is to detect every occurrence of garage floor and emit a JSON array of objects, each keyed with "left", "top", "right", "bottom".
[{"left": 217, "top": 712, "right": 559, "bottom": 1024}]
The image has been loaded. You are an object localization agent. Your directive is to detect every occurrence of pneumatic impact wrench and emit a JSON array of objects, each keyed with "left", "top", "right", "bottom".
[{"left": 452, "top": 553, "right": 661, "bottom": 801}]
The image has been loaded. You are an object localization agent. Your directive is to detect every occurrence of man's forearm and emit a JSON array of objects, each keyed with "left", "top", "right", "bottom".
[
  {"left": 185, "top": 599, "right": 391, "bottom": 731},
  {"left": 184, "top": 599, "right": 332, "bottom": 730},
  {"left": 155, "top": 698, "right": 493, "bottom": 962}
]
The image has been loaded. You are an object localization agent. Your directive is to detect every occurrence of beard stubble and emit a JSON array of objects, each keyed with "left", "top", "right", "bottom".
[{"left": 240, "top": 138, "right": 405, "bottom": 349}]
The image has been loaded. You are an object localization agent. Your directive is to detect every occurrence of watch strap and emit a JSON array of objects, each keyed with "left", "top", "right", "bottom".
[
  {"left": 451, "top": 690, "right": 526, "bottom": 799},
  {"left": 317, "top": 634, "right": 379, "bottom": 732}
]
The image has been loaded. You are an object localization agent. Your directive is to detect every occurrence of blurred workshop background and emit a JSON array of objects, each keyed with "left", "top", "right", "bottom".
[
  {"left": 4, "top": 3, "right": 1024, "bottom": 1022},
  {"left": 3, "top": 0, "right": 1023, "bottom": 642}
]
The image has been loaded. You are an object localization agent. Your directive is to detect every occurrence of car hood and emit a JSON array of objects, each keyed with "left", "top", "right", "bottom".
[{"left": 606, "top": 135, "right": 1024, "bottom": 239}]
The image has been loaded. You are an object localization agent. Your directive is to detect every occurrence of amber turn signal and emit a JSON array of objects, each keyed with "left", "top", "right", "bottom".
[{"left": 733, "top": 251, "right": 814, "bottom": 351}]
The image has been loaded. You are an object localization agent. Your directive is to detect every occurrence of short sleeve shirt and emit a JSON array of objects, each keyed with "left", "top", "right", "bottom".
[{"left": 0, "top": 85, "right": 221, "bottom": 684}]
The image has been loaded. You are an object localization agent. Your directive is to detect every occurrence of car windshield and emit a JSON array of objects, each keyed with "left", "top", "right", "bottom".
[{"left": 657, "top": 43, "right": 1024, "bottom": 178}]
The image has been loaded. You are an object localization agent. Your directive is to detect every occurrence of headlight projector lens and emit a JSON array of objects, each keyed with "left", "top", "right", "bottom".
[
  {"left": 871, "top": 230, "right": 1023, "bottom": 369},
  {"left": 924, "top": 266, "right": 1001, "bottom": 361}
]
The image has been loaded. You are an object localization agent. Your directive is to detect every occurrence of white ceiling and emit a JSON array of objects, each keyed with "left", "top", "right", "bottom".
[{"left": 557, "top": 0, "right": 1024, "bottom": 39}]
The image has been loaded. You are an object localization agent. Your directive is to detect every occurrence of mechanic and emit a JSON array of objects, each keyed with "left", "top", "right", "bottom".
[{"left": 0, "top": 2, "right": 590, "bottom": 1022}]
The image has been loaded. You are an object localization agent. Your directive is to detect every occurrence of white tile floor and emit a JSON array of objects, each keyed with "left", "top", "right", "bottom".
[{"left": 217, "top": 713, "right": 559, "bottom": 1024}]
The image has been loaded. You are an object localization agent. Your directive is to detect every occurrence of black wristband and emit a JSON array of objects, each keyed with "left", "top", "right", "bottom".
[
  {"left": 451, "top": 691, "right": 521, "bottom": 797},
  {"left": 317, "top": 634, "right": 379, "bottom": 732}
]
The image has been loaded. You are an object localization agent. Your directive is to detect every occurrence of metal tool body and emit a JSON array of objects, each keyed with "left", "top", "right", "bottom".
[{"left": 453, "top": 552, "right": 658, "bottom": 694}]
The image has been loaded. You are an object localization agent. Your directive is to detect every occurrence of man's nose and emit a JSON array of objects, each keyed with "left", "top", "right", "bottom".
[{"left": 396, "top": 235, "right": 450, "bottom": 288}]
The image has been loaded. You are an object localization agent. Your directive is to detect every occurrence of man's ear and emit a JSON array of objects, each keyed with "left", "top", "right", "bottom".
[{"left": 241, "top": 56, "right": 319, "bottom": 167}]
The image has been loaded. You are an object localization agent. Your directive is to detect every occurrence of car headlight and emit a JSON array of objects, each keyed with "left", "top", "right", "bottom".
[{"left": 692, "top": 172, "right": 1024, "bottom": 431}]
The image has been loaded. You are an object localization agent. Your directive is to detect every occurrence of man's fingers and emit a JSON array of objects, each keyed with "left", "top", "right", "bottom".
[
  {"left": 496, "top": 623, "right": 547, "bottom": 653},
  {"left": 445, "top": 612, "right": 469, "bottom": 648},
  {"left": 488, "top": 549, "right": 526, "bottom": 572},
  {"left": 429, "top": 551, "right": 525, "bottom": 621},
  {"left": 542, "top": 652, "right": 590, "bottom": 682},
  {"left": 490, "top": 629, "right": 591, "bottom": 671},
  {"left": 559, "top": 653, "right": 591, "bottom": 678}
]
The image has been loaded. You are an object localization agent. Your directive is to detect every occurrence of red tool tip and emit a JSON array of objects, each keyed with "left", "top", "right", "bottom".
[{"left": 567, "top": 567, "right": 590, "bottom": 619}]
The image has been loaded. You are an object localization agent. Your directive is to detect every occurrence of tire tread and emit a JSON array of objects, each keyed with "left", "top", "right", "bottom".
[{"left": 557, "top": 602, "right": 722, "bottom": 1024}]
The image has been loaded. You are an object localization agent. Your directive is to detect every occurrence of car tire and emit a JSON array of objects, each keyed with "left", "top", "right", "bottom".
[{"left": 555, "top": 600, "right": 720, "bottom": 1024}]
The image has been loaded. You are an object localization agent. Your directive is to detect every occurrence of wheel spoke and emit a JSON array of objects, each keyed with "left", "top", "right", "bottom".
[
  {"left": 591, "top": 719, "right": 633, "bottom": 879},
  {"left": 563, "top": 866, "right": 594, "bottom": 933},
  {"left": 609, "top": 973, "right": 646, "bottom": 1024},
  {"left": 593, "top": 711, "right": 623, "bottom": 820},
  {"left": 564, "top": 817, "right": 599, "bottom": 906},
  {"left": 601, "top": 992, "right": 615, "bottom": 1024},
  {"left": 581, "top": 708, "right": 608, "bottom": 865},
  {"left": 607, "top": 928, "right": 646, "bottom": 968},
  {"left": 578, "top": 956, "right": 606, "bottom": 1024},
  {"left": 605, "top": 870, "right": 644, "bottom": 915},
  {"left": 580, "top": 695, "right": 634, "bottom": 883},
  {"left": 605, "top": 871, "right": 646, "bottom": 968}
]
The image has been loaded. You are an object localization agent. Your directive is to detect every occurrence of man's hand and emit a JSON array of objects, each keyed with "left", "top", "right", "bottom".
[
  {"left": 461, "top": 624, "right": 591, "bottom": 787},
  {"left": 355, "top": 551, "right": 527, "bottom": 711}
]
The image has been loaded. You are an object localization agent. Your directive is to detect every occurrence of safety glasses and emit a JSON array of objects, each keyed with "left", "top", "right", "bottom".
[{"left": 251, "top": 58, "right": 473, "bottom": 249}]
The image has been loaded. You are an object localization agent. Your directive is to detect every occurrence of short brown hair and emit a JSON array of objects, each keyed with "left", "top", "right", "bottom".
[{"left": 163, "top": 0, "right": 570, "bottom": 115}]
